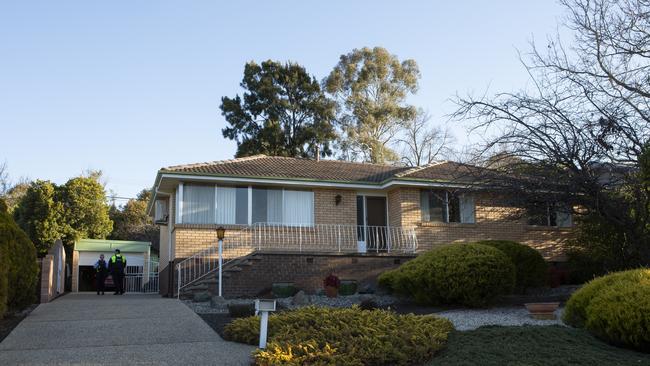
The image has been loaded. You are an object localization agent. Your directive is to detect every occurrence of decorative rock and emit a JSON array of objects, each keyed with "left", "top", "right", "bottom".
[
  {"left": 292, "top": 290, "right": 310, "bottom": 306},
  {"left": 210, "top": 295, "right": 227, "bottom": 307},
  {"left": 193, "top": 292, "right": 211, "bottom": 303}
]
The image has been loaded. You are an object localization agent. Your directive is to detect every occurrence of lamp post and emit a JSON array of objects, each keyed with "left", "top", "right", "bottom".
[{"left": 216, "top": 226, "right": 226, "bottom": 297}]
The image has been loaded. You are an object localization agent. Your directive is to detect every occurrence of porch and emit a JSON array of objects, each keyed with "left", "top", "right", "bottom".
[{"left": 174, "top": 223, "right": 418, "bottom": 296}]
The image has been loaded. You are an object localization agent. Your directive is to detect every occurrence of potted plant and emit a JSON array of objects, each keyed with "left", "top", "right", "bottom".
[{"left": 323, "top": 273, "right": 341, "bottom": 298}]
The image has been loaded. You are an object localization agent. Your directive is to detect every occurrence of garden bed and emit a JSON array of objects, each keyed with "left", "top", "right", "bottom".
[{"left": 0, "top": 305, "right": 36, "bottom": 343}]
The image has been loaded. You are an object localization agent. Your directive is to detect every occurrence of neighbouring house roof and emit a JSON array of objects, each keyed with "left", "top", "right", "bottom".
[
  {"left": 74, "top": 239, "right": 151, "bottom": 253},
  {"left": 159, "top": 155, "right": 485, "bottom": 185}
]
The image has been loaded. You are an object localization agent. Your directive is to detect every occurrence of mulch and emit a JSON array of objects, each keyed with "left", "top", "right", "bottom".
[{"left": 198, "top": 313, "right": 234, "bottom": 339}]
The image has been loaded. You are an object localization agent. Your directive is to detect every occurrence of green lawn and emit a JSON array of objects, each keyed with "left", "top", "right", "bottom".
[{"left": 429, "top": 326, "right": 650, "bottom": 366}]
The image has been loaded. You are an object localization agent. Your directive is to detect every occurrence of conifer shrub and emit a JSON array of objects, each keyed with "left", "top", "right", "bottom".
[
  {"left": 379, "top": 243, "right": 515, "bottom": 307},
  {"left": 224, "top": 306, "right": 454, "bottom": 365},
  {"left": 476, "top": 240, "right": 548, "bottom": 292}
]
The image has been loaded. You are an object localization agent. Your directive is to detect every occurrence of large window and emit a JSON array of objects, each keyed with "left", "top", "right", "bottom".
[
  {"left": 421, "top": 190, "right": 475, "bottom": 224},
  {"left": 527, "top": 202, "right": 572, "bottom": 227},
  {"left": 179, "top": 184, "right": 313, "bottom": 226}
]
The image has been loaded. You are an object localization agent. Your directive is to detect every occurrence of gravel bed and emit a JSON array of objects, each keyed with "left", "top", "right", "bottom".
[
  {"left": 183, "top": 294, "right": 398, "bottom": 314},
  {"left": 436, "top": 306, "right": 566, "bottom": 331}
]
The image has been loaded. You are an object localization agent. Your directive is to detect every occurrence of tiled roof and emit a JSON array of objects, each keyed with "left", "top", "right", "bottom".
[
  {"left": 162, "top": 155, "right": 411, "bottom": 184},
  {"left": 161, "top": 155, "right": 490, "bottom": 185}
]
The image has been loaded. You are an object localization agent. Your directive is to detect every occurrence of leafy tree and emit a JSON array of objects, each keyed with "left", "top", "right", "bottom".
[
  {"left": 453, "top": 0, "right": 650, "bottom": 272},
  {"left": 109, "top": 189, "right": 159, "bottom": 251},
  {"left": 13, "top": 180, "right": 65, "bottom": 255},
  {"left": 221, "top": 60, "right": 337, "bottom": 158},
  {"left": 324, "top": 47, "right": 420, "bottom": 163},
  {"left": 1, "top": 180, "right": 30, "bottom": 214},
  {"left": 59, "top": 176, "right": 113, "bottom": 244}
]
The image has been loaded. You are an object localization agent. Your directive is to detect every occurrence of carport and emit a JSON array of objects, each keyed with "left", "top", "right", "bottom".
[{"left": 71, "top": 239, "right": 154, "bottom": 292}]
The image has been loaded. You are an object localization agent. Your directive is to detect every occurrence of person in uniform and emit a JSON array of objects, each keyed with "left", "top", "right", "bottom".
[
  {"left": 108, "top": 249, "right": 127, "bottom": 295},
  {"left": 93, "top": 254, "right": 108, "bottom": 295}
]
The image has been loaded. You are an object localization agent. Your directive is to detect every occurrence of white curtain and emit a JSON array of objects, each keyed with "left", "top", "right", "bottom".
[
  {"left": 182, "top": 185, "right": 215, "bottom": 224},
  {"left": 460, "top": 195, "right": 476, "bottom": 224},
  {"left": 267, "top": 189, "right": 283, "bottom": 224},
  {"left": 216, "top": 186, "right": 236, "bottom": 224},
  {"left": 283, "top": 190, "right": 314, "bottom": 226}
]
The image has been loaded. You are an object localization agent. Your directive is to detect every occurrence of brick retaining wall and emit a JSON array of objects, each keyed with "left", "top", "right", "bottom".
[{"left": 223, "top": 252, "right": 415, "bottom": 297}]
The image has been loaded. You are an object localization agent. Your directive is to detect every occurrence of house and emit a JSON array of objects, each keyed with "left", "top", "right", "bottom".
[
  {"left": 71, "top": 239, "right": 155, "bottom": 293},
  {"left": 147, "top": 155, "right": 572, "bottom": 297}
]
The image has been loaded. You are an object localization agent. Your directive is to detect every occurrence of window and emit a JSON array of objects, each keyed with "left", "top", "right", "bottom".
[
  {"left": 179, "top": 184, "right": 313, "bottom": 226},
  {"left": 181, "top": 185, "right": 215, "bottom": 224},
  {"left": 154, "top": 200, "right": 168, "bottom": 223},
  {"left": 421, "top": 190, "right": 475, "bottom": 224},
  {"left": 527, "top": 202, "right": 572, "bottom": 227}
]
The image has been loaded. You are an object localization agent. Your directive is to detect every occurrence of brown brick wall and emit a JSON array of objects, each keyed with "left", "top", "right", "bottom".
[
  {"left": 394, "top": 188, "right": 571, "bottom": 261},
  {"left": 223, "top": 252, "right": 415, "bottom": 297},
  {"left": 314, "top": 188, "right": 357, "bottom": 225}
]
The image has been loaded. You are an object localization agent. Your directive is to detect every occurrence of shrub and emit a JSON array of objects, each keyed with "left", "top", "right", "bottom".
[
  {"left": 563, "top": 268, "right": 650, "bottom": 351},
  {"left": 0, "top": 198, "right": 38, "bottom": 314},
  {"left": 228, "top": 302, "right": 255, "bottom": 318},
  {"left": 271, "top": 282, "right": 296, "bottom": 298},
  {"left": 338, "top": 280, "right": 357, "bottom": 296},
  {"left": 563, "top": 269, "right": 642, "bottom": 327},
  {"left": 476, "top": 240, "right": 548, "bottom": 292},
  {"left": 379, "top": 243, "right": 516, "bottom": 307},
  {"left": 224, "top": 306, "right": 454, "bottom": 366}
]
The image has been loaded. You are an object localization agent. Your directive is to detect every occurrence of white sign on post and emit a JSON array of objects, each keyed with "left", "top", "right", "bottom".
[{"left": 255, "top": 299, "right": 276, "bottom": 349}]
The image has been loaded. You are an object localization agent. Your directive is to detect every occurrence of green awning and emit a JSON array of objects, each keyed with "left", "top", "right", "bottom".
[{"left": 74, "top": 239, "right": 150, "bottom": 253}]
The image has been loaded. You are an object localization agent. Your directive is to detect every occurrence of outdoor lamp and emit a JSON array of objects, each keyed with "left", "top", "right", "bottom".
[
  {"left": 216, "top": 226, "right": 226, "bottom": 240},
  {"left": 216, "top": 226, "right": 225, "bottom": 297}
]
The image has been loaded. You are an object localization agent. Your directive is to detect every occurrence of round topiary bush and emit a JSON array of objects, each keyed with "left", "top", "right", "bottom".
[
  {"left": 475, "top": 240, "right": 548, "bottom": 293},
  {"left": 563, "top": 268, "right": 650, "bottom": 351},
  {"left": 378, "top": 243, "right": 516, "bottom": 307},
  {"left": 224, "top": 306, "right": 454, "bottom": 365}
]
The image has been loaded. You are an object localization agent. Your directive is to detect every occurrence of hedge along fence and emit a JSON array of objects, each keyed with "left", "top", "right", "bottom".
[
  {"left": 475, "top": 240, "right": 548, "bottom": 293},
  {"left": 0, "top": 198, "right": 38, "bottom": 318},
  {"left": 563, "top": 268, "right": 650, "bottom": 351},
  {"left": 378, "top": 243, "right": 515, "bottom": 307}
]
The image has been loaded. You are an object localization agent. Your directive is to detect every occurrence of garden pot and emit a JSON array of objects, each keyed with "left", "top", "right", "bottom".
[
  {"left": 325, "top": 285, "right": 338, "bottom": 298},
  {"left": 525, "top": 302, "right": 560, "bottom": 320}
]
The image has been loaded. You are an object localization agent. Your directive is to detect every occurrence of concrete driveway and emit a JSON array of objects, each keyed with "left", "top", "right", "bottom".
[{"left": 0, "top": 293, "right": 254, "bottom": 365}]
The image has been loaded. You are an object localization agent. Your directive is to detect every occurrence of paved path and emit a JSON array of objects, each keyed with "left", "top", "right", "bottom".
[{"left": 0, "top": 293, "right": 254, "bottom": 365}]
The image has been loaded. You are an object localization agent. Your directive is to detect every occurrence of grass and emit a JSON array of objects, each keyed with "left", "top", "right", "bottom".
[{"left": 428, "top": 325, "right": 650, "bottom": 366}]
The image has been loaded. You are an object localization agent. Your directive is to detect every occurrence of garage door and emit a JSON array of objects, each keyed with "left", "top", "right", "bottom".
[{"left": 78, "top": 252, "right": 145, "bottom": 267}]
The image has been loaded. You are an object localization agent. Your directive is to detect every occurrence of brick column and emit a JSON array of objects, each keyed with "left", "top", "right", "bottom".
[
  {"left": 71, "top": 250, "right": 79, "bottom": 292},
  {"left": 40, "top": 255, "right": 54, "bottom": 303}
]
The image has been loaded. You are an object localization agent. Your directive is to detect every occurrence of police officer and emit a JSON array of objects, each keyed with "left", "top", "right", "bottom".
[
  {"left": 93, "top": 254, "right": 108, "bottom": 295},
  {"left": 108, "top": 249, "right": 127, "bottom": 295}
]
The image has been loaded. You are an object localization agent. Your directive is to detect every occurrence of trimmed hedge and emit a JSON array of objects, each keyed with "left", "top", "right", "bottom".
[
  {"left": 0, "top": 198, "right": 38, "bottom": 316},
  {"left": 224, "top": 306, "right": 454, "bottom": 365},
  {"left": 378, "top": 243, "right": 516, "bottom": 307},
  {"left": 476, "top": 240, "right": 547, "bottom": 292},
  {"left": 563, "top": 269, "right": 650, "bottom": 351}
]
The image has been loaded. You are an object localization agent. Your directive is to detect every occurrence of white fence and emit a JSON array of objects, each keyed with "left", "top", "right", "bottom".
[
  {"left": 176, "top": 224, "right": 417, "bottom": 296},
  {"left": 124, "top": 260, "right": 159, "bottom": 293}
]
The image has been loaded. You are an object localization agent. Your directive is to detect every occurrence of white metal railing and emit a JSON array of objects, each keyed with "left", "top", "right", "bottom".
[
  {"left": 175, "top": 224, "right": 417, "bottom": 297},
  {"left": 124, "top": 259, "right": 159, "bottom": 293}
]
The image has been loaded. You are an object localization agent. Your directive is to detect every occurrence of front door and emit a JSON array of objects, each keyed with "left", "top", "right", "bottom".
[{"left": 356, "top": 196, "right": 387, "bottom": 252}]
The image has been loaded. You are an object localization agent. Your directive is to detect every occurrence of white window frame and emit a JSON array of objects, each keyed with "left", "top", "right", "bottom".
[{"left": 421, "top": 190, "right": 475, "bottom": 224}]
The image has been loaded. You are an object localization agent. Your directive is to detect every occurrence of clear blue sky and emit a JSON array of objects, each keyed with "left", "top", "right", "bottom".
[{"left": 0, "top": 1, "right": 568, "bottom": 199}]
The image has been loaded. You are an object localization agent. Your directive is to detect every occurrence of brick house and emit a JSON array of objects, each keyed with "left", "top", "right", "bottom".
[{"left": 148, "top": 155, "right": 572, "bottom": 297}]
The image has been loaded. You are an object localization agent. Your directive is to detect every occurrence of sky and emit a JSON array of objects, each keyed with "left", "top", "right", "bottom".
[{"left": 0, "top": 1, "right": 570, "bottom": 200}]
